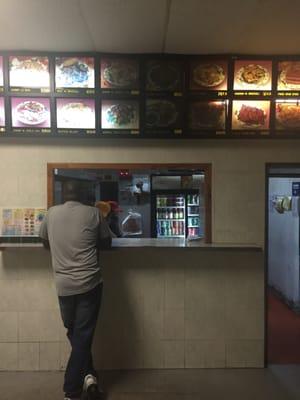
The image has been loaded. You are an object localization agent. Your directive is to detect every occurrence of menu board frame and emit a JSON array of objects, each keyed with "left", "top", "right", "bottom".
[{"left": 0, "top": 51, "right": 300, "bottom": 139}]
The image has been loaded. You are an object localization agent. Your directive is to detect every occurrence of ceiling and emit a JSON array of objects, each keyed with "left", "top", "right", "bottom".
[{"left": 0, "top": 0, "right": 299, "bottom": 54}]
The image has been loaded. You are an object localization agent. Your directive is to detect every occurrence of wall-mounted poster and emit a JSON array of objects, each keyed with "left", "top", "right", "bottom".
[
  {"left": 0, "top": 208, "right": 46, "bottom": 236},
  {"left": 9, "top": 56, "right": 50, "bottom": 93},
  {"left": 0, "top": 97, "right": 5, "bottom": 132},
  {"left": 232, "top": 100, "right": 270, "bottom": 131},
  {"left": 188, "top": 100, "right": 226, "bottom": 131},
  {"left": 11, "top": 97, "right": 51, "bottom": 133},
  {"left": 101, "top": 100, "right": 139, "bottom": 132},
  {"left": 101, "top": 58, "right": 139, "bottom": 93},
  {"left": 55, "top": 56, "right": 95, "bottom": 94},
  {"left": 0, "top": 56, "right": 3, "bottom": 92},
  {"left": 233, "top": 60, "right": 272, "bottom": 91},
  {"left": 56, "top": 98, "right": 96, "bottom": 133},
  {"left": 189, "top": 60, "right": 228, "bottom": 92},
  {"left": 145, "top": 99, "right": 182, "bottom": 133},
  {"left": 276, "top": 100, "right": 300, "bottom": 130},
  {"left": 146, "top": 60, "right": 182, "bottom": 93},
  {"left": 277, "top": 61, "right": 300, "bottom": 91}
]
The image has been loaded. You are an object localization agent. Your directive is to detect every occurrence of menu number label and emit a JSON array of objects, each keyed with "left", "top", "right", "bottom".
[
  {"left": 234, "top": 91, "right": 271, "bottom": 97},
  {"left": 277, "top": 91, "right": 300, "bottom": 97}
]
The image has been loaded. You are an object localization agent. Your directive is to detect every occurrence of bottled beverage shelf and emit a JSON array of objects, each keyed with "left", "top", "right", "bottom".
[
  {"left": 157, "top": 235, "right": 185, "bottom": 238},
  {"left": 157, "top": 206, "right": 185, "bottom": 208},
  {"left": 157, "top": 219, "right": 185, "bottom": 221}
]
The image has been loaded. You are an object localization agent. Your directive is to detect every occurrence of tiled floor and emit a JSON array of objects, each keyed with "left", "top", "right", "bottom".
[{"left": 0, "top": 366, "right": 299, "bottom": 400}]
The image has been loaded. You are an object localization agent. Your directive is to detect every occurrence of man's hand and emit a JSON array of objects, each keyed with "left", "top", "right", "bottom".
[
  {"left": 41, "top": 239, "right": 50, "bottom": 250},
  {"left": 98, "top": 236, "right": 112, "bottom": 250}
]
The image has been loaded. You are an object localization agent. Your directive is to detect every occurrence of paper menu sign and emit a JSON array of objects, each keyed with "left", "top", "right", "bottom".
[
  {"left": 0, "top": 56, "right": 3, "bottom": 88},
  {"left": 0, "top": 208, "right": 46, "bottom": 236}
]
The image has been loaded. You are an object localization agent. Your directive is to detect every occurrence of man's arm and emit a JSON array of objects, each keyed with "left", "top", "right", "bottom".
[
  {"left": 39, "top": 214, "right": 50, "bottom": 250},
  {"left": 41, "top": 238, "right": 50, "bottom": 250},
  {"left": 97, "top": 214, "right": 112, "bottom": 250}
]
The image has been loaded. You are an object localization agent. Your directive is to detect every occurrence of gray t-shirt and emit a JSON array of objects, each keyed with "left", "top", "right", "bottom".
[{"left": 39, "top": 201, "right": 111, "bottom": 297}]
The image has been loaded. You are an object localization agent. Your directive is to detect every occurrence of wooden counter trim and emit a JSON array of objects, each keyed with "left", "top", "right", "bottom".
[{"left": 47, "top": 162, "right": 212, "bottom": 243}]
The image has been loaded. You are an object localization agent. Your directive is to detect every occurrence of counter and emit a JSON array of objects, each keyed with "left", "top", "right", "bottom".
[
  {"left": 0, "top": 237, "right": 261, "bottom": 250},
  {"left": 0, "top": 239, "right": 264, "bottom": 370}
]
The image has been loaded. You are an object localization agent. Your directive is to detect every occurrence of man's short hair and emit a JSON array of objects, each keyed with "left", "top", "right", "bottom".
[{"left": 63, "top": 180, "right": 85, "bottom": 203}]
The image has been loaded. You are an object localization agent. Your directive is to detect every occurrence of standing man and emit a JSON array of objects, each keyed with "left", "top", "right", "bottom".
[{"left": 39, "top": 180, "right": 112, "bottom": 400}]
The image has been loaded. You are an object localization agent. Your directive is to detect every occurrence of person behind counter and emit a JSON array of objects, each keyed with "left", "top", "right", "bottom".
[
  {"left": 95, "top": 200, "right": 123, "bottom": 238},
  {"left": 39, "top": 180, "right": 111, "bottom": 400}
]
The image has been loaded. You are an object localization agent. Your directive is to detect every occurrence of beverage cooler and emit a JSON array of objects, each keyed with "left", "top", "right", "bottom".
[{"left": 151, "top": 192, "right": 202, "bottom": 239}]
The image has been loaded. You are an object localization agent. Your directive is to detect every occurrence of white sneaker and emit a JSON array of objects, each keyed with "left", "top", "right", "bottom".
[{"left": 83, "top": 374, "right": 98, "bottom": 392}]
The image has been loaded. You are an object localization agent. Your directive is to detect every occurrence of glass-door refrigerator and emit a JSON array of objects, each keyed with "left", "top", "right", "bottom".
[
  {"left": 152, "top": 191, "right": 203, "bottom": 238},
  {"left": 154, "top": 193, "right": 186, "bottom": 238}
]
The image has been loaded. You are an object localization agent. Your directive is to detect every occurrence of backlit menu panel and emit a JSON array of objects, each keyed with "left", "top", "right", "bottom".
[
  {"left": 275, "top": 100, "right": 300, "bottom": 131},
  {"left": 101, "top": 57, "right": 139, "bottom": 94},
  {"left": 233, "top": 60, "right": 272, "bottom": 94},
  {"left": 55, "top": 56, "right": 95, "bottom": 94},
  {"left": 11, "top": 97, "right": 51, "bottom": 134},
  {"left": 9, "top": 56, "right": 50, "bottom": 93},
  {"left": 189, "top": 59, "right": 228, "bottom": 93},
  {"left": 188, "top": 100, "right": 226, "bottom": 133},
  {"left": 56, "top": 98, "right": 96, "bottom": 134},
  {"left": 101, "top": 99, "right": 139, "bottom": 134},
  {"left": 232, "top": 100, "right": 270, "bottom": 133}
]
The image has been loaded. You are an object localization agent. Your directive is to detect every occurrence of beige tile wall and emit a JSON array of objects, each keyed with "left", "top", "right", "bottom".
[{"left": 0, "top": 138, "right": 294, "bottom": 370}]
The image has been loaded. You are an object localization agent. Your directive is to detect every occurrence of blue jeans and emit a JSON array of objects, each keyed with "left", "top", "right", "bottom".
[{"left": 58, "top": 283, "right": 103, "bottom": 398}]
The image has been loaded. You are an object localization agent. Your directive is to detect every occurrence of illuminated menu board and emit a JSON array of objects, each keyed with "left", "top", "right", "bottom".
[
  {"left": 232, "top": 100, "right": 270, "bottom": 133},
  {"left": 189, "top": 59, "right": 228, "bottom": 95},
  {"left": 101, "top": 57, "right": 139, "bottom": 94},
  {"left": 277, "top": 61, "right": 300, "bottom": 98},
  {"left": 188, "top": 100, "right": 226, "bottom": 133},
  {"left": 55, "top": 56, "right": 95, "bottom": 95},
  {"left": 276, "top": 100, "right": 300, "bottom": 131},
  {"left": 145, "top": 99, "right": 182, "bottom": 134},
  {"left": 101, "top": 99, "right": 139, "bottom": 133},
  {"left": 146, "top": 60, "right": 183, "bottom": 94},
  {"left": 9, "top": 56, "right": 50, "bottom": 93},
  {"left": 56, "top": 98, "right": 96, "bottom": 134},
  {"left": 11, "top": 97, "right": 51, "bottom": 134},
  {"left": 0, "top": 97, "right": 5, "bottom": 132},
  {"left": 233, "top": 60, "right": 272, "bottom": 94},
  {"left": 0, "top": 56, "right": 3, "bottom": 92}
]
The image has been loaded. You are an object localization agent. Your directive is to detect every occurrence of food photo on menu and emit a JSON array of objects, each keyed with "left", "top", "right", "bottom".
[
  {"left": 232, "top": 100, "right": 270, "bottom": 131},
  {"left": 55, "top": 57, "right": 95, "bottom": 88},
  {"left": 233, "top": 60, "right": 272, "bottom": 91},
  {"left": 9, "top": 56, "right": 50, "bottom": 89},
  {"left": 146, "top": 99, "right": 180, "bottom": 129},
  {"left": 188, "top": 100, "right": 226, "bottom": 130},
  {"left": 0, "top": 97, "right": 5, "bottom": 127},
  {"left": 11, "top": 97, "right": 51, "bottom": 128},
  {"left": 101, "top": 58, "right": 139, "bottom": 89},
  {"left": 56, "top": 98, "right": 95, "bottom": 130},
  {"left": 277, "top": 61, "right": 300, "bottom": 90},
  {"left": 101, "top": 100, "right": 139, "bottom": 130},
  {"left": 276, "top": 101, "right": 300, "bottom": 130},
  {"left": 190, "top": 60, "right": 228, "bottom": 91},
  {"left": 146, "top": 60, "right": 182, "bottom": 92}
]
